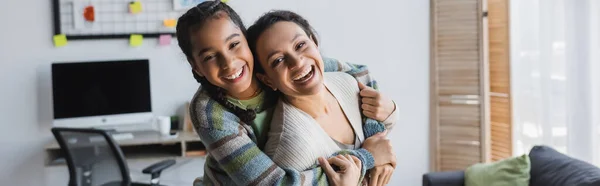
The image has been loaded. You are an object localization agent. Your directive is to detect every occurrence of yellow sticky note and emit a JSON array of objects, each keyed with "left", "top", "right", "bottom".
[
  {"left": 129, "top": 1, "right": 142, "bottom": 14},
  {"left": 130, "top": 34, "right": 143, "bottom": 47},
  {"left": 221, "top": 0, "right": 229, "bottom": 3},
  {"left": 163, "top": 19, "right": 177, "bottom": 28},
  {"left": 53, "top": 34, "right": 67, "bottom": 47}
]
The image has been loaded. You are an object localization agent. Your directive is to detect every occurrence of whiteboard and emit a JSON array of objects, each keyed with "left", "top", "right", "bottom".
[{"left": 53, "top": 0, "right": 196, "bottom": 39}]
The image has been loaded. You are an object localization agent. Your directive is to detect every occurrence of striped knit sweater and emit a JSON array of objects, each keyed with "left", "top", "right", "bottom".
[{"left": 190, "top": 57, "right": 385, "bottom": 186}]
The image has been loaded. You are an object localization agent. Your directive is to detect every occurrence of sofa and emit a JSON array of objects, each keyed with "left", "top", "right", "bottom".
[{"left": 422, "top": 145, "right": 600, "bottom": 186}]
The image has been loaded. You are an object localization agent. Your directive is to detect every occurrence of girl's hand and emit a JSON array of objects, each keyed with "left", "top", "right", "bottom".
[
  {"left": 358, "top": 82, "right": 396, "bottom": 122},
  {"left": 368, "top": 164, "right": 395, "bottom": 186},
  {"left": 362, "top": 131, "right": 396, "bottom": 168},
  {"left": 319, "top": 155, "right": 363, "bottom": 186}
]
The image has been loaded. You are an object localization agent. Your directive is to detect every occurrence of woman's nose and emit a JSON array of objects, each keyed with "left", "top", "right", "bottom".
[{"left": 287, "top": 55, "right": 304, "bottom": 70}]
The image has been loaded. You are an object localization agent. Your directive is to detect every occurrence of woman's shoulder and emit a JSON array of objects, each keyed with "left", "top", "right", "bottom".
[
  {"left": 189, "top": 87, "right": 242, "bottom": 130},
  {"left": 324, "top": 72, "right": 360, "bottom": 96},
  {"left": 324, "top": 72, "right": 358, "bottom": 85}
]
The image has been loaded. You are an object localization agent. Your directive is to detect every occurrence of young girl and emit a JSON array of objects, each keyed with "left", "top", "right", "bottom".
[
  {"left": 247, "top": 10, "right": 398, "bottom": 186},
  {"left": 176, "top": 1, "right": 396, "bottom": 185}
]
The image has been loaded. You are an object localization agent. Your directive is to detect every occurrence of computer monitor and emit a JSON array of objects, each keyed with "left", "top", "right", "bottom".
[{"left": 51, "top": 59, "right": 153, "bottom": 128}]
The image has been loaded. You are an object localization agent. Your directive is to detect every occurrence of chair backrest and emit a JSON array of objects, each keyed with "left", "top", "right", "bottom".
[{"left": 51, "top": 127, "right": 131, "bottom": 186}]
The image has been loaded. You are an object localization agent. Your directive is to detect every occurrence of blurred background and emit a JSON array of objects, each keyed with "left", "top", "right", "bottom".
[{"left": 0, "top": 0, "right": 598, "bottom": 185}]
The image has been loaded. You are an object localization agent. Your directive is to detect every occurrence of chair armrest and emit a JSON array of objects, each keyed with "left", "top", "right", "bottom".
[
  {"left": 422, "top": 171, "right": 465, "bottom": 186},
  {"left": 142, "top": 159, "right": 176, "bottom": 175}
]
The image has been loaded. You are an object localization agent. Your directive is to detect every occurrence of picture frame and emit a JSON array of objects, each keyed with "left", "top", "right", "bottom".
[{"left": 52, "top": 0, "right": 180, "bottom": 40}]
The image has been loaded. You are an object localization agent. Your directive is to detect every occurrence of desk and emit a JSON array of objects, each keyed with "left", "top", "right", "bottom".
[{"left": 45, "top": 131, "right": 205, "bottom": 165}]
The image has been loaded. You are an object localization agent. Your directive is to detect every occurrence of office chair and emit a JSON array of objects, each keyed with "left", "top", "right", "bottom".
[{"left": 51, "top": 127, "right": 176, "bottom": 186}]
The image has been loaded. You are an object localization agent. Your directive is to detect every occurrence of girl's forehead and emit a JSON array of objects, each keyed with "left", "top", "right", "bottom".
[{"left": 191, "top": 17, "right": 241, "bottom": 47}]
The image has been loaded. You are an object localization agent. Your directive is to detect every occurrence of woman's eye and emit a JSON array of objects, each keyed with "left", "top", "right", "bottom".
[
  {"left": 295, "top": 41, "right": 306, "bottom": 51},
  {"left": 203, "top": 55, "right": 215, "bottom": 62},
  {"left": 229, "top": 41, "right": 240, "bottom": 49},
  {"left": 271, "top": 57, "right": 284, "bottom": 67}
]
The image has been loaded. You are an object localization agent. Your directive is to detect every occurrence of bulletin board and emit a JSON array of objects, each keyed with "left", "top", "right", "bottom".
[{"left": 52, "top": 0, "right": 206, "bottom": 40}]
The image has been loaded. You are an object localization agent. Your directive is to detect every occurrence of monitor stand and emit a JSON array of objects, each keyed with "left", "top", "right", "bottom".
[{"left": 92, "top": 120, "right": 156, "bottom": 133}]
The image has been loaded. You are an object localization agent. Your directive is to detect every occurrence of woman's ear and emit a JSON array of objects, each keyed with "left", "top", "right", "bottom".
[{"left": 256, "top": 73, "right": 276, "bottom": 91}]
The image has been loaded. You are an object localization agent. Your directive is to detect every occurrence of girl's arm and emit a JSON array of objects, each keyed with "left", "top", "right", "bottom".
[
  {"left": 190, "top": 92, "right": 375, "bottom": 186},
  {"left": 323, "top": 57, "right": 378, "bottom": 90}
]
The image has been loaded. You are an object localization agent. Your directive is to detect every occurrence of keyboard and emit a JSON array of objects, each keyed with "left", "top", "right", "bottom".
[{"left": 111, "top": 133, "right": 134, "bottom": 141}]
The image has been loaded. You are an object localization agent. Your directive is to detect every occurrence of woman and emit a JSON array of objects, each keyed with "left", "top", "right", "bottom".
[
  {"left": 175, "top": 1, "right": 396, "bottom": 185},
  {"left": 247, "top": 10, "right": 398, "bottom": 186}
]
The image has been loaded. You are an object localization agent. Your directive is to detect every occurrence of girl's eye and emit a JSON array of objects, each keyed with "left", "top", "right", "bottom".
[
  {"left": 295, "top": 41, "right": 306, "bottom": 51},
  {"left": 271, "top": 57, "right": 284, "bottom": 67},
  {"left": 229, "top": 41, "right": 240, "bottom": 50}
]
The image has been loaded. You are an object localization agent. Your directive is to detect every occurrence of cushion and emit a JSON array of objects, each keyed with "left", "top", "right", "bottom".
[
  {"left": 423, "top": 170, "right": 465, "bottom": 186},
  {"left": 465, "top": 154, "right": 530, "bottom": 186},
  {"left": 529, "top": 145, "right": 600, "bottom": 186}
]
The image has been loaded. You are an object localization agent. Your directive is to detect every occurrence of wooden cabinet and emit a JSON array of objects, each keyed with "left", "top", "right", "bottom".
[
  {"left": 488, "top": 0, "right": 512, "bottom": 162},
  {"left": 430, "top": 0, "right": 489, "bottom": 171},
  {"left": 430, "top": 0, "right": 513, "bottom": 171}
]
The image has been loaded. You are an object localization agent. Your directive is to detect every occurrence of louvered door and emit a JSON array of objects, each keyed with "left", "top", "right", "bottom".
[
  {"left": 488, "top": 0, "right": 512, "bottom": 162},
  {"left": 430, "top": 0, "right": 489, "bottom": 171}
]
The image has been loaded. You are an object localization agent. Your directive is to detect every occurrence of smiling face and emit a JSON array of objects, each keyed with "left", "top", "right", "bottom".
[
  {"left": 188, "top": 12, "right": 256, "bottom": 98},
  {"left": 255, "top": 21, "right": 325, "bottom": 97}
]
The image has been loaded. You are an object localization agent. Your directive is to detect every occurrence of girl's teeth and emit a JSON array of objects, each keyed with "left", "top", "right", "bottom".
[{"left": 225, "top": 68, "right": 243, "bottom": 80}]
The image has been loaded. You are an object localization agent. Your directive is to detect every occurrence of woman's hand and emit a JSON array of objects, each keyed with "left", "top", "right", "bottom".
[
  {"left": 362, "top": 131, "right": 396, "bottom": 167},
  {"left": 319, "top": 155, "right": 362, "bottom": 186},
  {"left": 368, "top": 164, "right": 395, "bottom": 186},
  {"left": 358, "top": 82, "right": 396, "bottom": 122}
]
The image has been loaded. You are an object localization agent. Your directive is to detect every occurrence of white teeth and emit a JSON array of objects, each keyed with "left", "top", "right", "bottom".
[
  {"left": 293, "top": 67, "right": 312, "bottom": 81},
  {"left": 224, "top": 67, "right": 243, "bottom": 80}
]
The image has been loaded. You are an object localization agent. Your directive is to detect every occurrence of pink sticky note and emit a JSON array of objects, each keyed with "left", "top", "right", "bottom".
[{"left": 159, "top": 35, "right": 172, "bottom": 46}]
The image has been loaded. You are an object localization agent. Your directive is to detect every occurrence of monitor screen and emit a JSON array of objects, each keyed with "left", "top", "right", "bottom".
[{"left": 52, "top": 59, "right": 152, "bottom": 119}]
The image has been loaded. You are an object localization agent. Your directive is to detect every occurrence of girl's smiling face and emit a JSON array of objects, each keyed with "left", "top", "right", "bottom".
[{"left": 189, "top": 13, "right": 256, "bottom": 98}]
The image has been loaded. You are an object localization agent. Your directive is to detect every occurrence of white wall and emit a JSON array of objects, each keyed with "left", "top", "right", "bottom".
[{"left": 0, "top": 0, "right": 429, "bottom": 185}]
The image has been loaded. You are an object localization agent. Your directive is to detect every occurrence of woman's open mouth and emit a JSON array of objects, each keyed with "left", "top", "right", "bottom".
[{"left": 292, "top": 65, "right": 315, "bottom": 84}]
